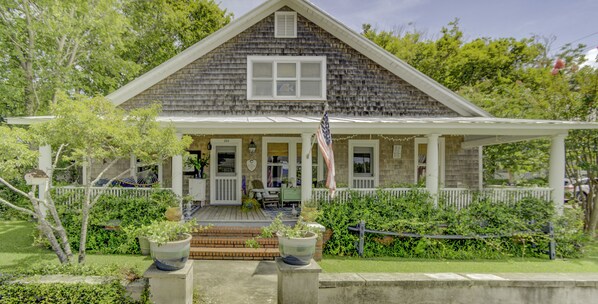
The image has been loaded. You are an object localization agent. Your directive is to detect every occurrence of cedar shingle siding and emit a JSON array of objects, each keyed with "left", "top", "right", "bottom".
[{"left": 120, "top": 8, "right": 458, "bottom": 117}]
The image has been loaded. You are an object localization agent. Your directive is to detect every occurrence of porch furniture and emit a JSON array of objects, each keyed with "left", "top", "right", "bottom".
[
  {"left": 280, "top": 187, "right": 301, "bottom": 206},
  {"left": 251, "top": 180, "right": 280, "bottom": 208},
  {"left": 188, "top": 178, "right": 207, "bottom": 206}
]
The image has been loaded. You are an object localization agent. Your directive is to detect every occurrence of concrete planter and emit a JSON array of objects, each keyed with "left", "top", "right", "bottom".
[
  {"left": 138, "top": 236, "right": 150, "bottom": 256},
  {"left": 277, "top": 231, "right": 317, "bottom": 266},
  {"left": 150, "top": 233, "right": 191, "bottom": 271}
]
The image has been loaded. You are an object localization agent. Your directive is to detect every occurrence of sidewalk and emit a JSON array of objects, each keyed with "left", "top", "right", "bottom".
[{"left": 193, "top": 260, "right": 277, "bottom": 304}]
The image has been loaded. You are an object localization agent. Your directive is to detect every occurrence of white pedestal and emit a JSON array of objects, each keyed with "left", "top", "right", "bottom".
[{"left": 188, "top": 178, "right": 206, "bottom": 206}]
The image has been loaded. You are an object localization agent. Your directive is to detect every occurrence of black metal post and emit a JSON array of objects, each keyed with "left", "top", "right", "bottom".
[{"left": 548, "top": 222, "right": 556, "bottom": 260}]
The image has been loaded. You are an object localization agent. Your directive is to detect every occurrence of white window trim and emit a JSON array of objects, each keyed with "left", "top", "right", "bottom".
[
  {"left": 348, "top": 140, "right": 379, "bottom": 188},
  {"left": 274, "top": 11, "right": 297, "bottom": 38},
  {"left": 414, "top": 138, "right": 445, "bottom": 186},
  {"left": 247, "top": 56, "right": 326, "bottom": 101}
]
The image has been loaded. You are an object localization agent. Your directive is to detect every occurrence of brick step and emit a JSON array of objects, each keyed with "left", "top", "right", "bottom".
[
  {"left": 191, "top": 236, "right": 278, "bottom": 248},
  {"left": 189, "top": 247, "right": 280, "bottom": 260},
  {"left": 194, "top": 226, "right": 264, "bottom": 237}
]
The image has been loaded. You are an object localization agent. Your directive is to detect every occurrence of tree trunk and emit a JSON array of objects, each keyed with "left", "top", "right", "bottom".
[
  {"left": 78, "top": 202, "right": 90, "bottom": 264},
  {"left": 589, "top": 194, "right": 598, "bottom": 237}
]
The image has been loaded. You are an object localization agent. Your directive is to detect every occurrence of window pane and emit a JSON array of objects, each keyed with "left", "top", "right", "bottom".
[
  {"left": 217, "top": 147, "right": 236, "bottom": 174},
  {"left": 253, "top": 62, "right": 272, "bottom": 77},
  {"left": 277, "top": 63, "right": 296, "bottom": 77},
  {"left": 301, "top": 62, "right": 320, "bottom": 78},
  {"left": 276, "top": 80, "right": 296, "bottom": 96},
  {"left": 300, "top": 80, "right": 321, "bottom": 97},
  {"left": 267, "top": 143, "right": 289, "bottom": 188},
  {"left": 253, "top": 80, "right": 273, "bottom": 97},
  {"left": 353, "top": 147, "right": 373, "bottom": 175}
]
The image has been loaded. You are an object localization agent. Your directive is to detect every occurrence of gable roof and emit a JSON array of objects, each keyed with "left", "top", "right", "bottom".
[{"left": 107, "top": 0, "right": 490, "bottom": 118}]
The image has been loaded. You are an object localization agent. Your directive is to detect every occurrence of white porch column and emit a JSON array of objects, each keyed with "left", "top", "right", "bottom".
[
  {"left": 38, "top": 145, "right": 52, "bottom": 201},
  {"left": 549, "top": 134, "right": 567, "bottom": 215},
  {"left": 172, "top": 133, "right": 184, "bottom": 197},
  {"left": 301, "top": 133, "right": 313, "bottom": 206},
  {"left": 426, "top": 134, "right": 440, "bottom": 207}
]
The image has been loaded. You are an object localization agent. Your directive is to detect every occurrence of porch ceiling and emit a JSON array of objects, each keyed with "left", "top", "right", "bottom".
[{"left": 7, "top": 115, "right": 598, "bottom": 138}]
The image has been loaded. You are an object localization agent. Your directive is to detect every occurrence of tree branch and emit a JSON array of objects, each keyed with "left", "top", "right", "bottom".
[
  {"left": 0, "top": 177, "right": 42, "bottom": 203},
  {"left": 90, "top": 159, "right": 120, "bottom": 186},
  {"left": 0, "top": 197, "right": 37, "bottom": 217}
]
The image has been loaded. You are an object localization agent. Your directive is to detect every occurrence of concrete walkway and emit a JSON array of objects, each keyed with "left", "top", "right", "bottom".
[{"left": 194, "top": 260, "right": 277, "bottom": 304}]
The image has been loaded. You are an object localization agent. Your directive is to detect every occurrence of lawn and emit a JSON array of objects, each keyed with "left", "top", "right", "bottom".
[
  {"left": 0, "top": 220, "right": 153, "bottom": 274},
  {"left": 320, "top": 241, "right": 598, "bottom": 273}
]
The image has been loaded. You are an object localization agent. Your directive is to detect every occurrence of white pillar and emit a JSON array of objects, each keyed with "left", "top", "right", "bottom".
[
  {"left": 172, "top": 133, "right": 184, "bottom": 198},
  {"left": 478, "top": 146, "right": 484, "bottom": 191},
  {"left": 301, "top": 133, "right": 313, "bottom": 206},
  {"left": 426, "top": 134, "right": 440, "bottom": 207},
  {"left": 549, "top": 134, "right": 567, "bottom": 215},
  {"left": 38, "top": 145, "right": 52, "bottom": 201}
]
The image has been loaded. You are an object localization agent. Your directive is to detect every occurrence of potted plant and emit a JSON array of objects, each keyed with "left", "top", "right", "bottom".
[
  {"left": 145, "top": 219, "right": 199, "bottom": 271},
  {"left": 187, "top": 154, "right": 210, "bottom": 179},
  {"left": 246, "top": 214, "right": 321, "bottom": 266},
  {"left": 164, "top": 197, "right": 184, "bottom": 221},
  {"left": 241, "top": 195, "right": 260, "bottom": 212}
]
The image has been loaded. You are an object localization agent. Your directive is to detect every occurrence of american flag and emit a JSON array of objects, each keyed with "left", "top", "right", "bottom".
[{"left": 316, "top": 112, "right": 336, "bottom": 198}]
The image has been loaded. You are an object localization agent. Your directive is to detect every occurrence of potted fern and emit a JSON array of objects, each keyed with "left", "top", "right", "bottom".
[
  {"left": 247, "top": 214, "right": 321, "bottom": 266},
  {"left": 145, "top": 219, "right": 199, "bottom": 271}
]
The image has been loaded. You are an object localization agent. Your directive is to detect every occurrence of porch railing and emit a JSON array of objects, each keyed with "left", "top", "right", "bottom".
[
  {"left": 312, "top": 187, "right": 553, "bottom": 209},
  {"left": 53, "top": 186, "right": 171, "bottom": 206}
]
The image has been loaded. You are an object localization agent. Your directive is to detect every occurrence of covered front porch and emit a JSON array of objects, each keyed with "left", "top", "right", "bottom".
[{"left": 161, "top": 115, "right": 575, "bottom": 213}]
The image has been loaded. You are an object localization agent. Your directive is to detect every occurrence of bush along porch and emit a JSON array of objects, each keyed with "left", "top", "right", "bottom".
[{"left": 316, "top": 189, "right": 587, "bottom": 259}]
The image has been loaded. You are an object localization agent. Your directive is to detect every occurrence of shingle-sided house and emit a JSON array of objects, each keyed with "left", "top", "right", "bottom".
[{"left": 11, "top": 0, "right": 598, "bottom": 214}]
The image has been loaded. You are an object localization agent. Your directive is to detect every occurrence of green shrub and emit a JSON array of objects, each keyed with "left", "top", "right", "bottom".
[
  {"left": 55, "top": 190, "right": 176, "bottom": 254},
  {"left": 0, "top": 263, "right": 148, "bottom": 304},
  {"left": 0, "top": 180, "right": 32, "bottom": 221},
  {"left": 317, "top": 190, "right": 585, "bottom": 259}
]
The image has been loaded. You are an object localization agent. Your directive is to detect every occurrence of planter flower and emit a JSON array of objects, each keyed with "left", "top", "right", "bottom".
[
  {"left": 247, "top": 214, "right": 322, "bottom": 266},
  {"left": 144, "top": 219, "right": 200, "bottom": 271}
]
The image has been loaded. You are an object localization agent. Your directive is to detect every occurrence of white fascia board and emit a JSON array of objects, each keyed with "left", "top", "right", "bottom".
[
  {"left": 288, "top": 0, "right": 491, "bottom": 117},
  {"left": 107, "top": 0, "right": 288, "bottom": 106}
]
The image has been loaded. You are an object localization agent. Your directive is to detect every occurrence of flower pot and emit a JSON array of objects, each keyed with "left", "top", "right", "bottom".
[
  {"left": 277, "top": 231, "right": 317, "bottom": 266},
  {"left": 149, "top": 233, "right": 192, "bottom": 271},
  {"left": 138, "top": 236, "right": 150, "bottom": 256},
  {"left": 165, "top": 207, "right": 182, "bottom": 221}
]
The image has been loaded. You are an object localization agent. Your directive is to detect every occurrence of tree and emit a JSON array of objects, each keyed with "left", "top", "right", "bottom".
[
  {"left": 0, "top": 0, "right": 231, "bottom": 117},
  {"left": 120, "top": 0, "right": 231, "bottom": 75},
  {"left": 0, "top": 93, "right": 192, "bottom": 263}
]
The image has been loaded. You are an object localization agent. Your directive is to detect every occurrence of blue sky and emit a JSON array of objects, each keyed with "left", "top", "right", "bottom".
[{"left": 217, "top": 0, "right": 598, "bottom": 63}]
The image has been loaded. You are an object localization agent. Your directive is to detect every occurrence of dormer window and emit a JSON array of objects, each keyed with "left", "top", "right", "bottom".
[
  {"left": 247, "top": 56, "right": 326, "bottom": 100},
  {"left": 275, "top": 12, "right": 297, "bottom": 38}
]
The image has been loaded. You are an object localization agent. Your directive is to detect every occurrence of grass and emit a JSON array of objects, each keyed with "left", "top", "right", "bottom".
[
  {"left": 0, "top": 220, "right": 153, "bottom": 274},
  {"left": 320, "top": 241, "right": 598, "bottom": 273}
]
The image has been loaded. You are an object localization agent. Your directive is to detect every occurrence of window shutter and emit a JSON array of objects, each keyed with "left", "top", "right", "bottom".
[{"left": 275, "top": 12, "right": 297, "bottom": 38}]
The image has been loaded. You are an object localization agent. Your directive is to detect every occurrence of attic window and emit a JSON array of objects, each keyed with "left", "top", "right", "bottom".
[
  {"left": 275, "top": 12, "right": 297, "bottom": 38},
  {"left": 247, "top": 56, "right": 326, "bottom": 100}
]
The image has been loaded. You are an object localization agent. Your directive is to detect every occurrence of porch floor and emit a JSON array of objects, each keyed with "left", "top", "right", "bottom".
[{"left": 193, "top": 205, "right": 298, "bottom": 227}]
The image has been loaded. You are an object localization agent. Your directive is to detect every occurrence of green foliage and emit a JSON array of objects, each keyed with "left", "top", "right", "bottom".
[
  {"left": 241, "top": 195, "right": 260, "bottom": 212},
  {"left": 317, "top": 191, "right": 585, "bottom": 259},
  {"left": 142, "top": 219, "right": 200, "bottom": 246},
  {"left": 56, "top": 190, "right": 176, "bottom": 254},
  {"left": 0, "top": 0, "right": 230, "bottom": 117},
  {"left": 245, "top": 214, "right": 322, "bottom": 248}
]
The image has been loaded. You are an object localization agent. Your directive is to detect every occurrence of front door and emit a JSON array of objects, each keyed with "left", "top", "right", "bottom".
[{"left": 210, "top": 139, "right": 242, "bottom": 205}]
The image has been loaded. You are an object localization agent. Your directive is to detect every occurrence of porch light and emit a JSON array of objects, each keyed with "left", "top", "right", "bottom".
[
  {"left": 207, "top": 141, "right": 212, "bottom": 150},
  {"left": 248, "top": 139, "right": 257, "bottom": 154}
]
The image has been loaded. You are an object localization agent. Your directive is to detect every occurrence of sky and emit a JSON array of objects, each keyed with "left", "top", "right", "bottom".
[{"left": 217, "top": 0, "right": 598, "bottom": 65}]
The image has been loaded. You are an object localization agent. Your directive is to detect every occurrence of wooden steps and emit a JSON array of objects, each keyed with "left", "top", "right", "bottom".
[{"left": 190, "top": 226, "right": 280, "bottom": 260}]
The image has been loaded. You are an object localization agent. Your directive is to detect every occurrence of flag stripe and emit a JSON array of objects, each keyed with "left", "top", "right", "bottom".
[{"left": 316, "top": 112, "right": 336, "bottom": 198}]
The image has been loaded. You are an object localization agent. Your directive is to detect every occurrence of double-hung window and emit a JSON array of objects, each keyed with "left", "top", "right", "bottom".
[{"left": 247, "top": 56, "right": 326, "bottom": 100}]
